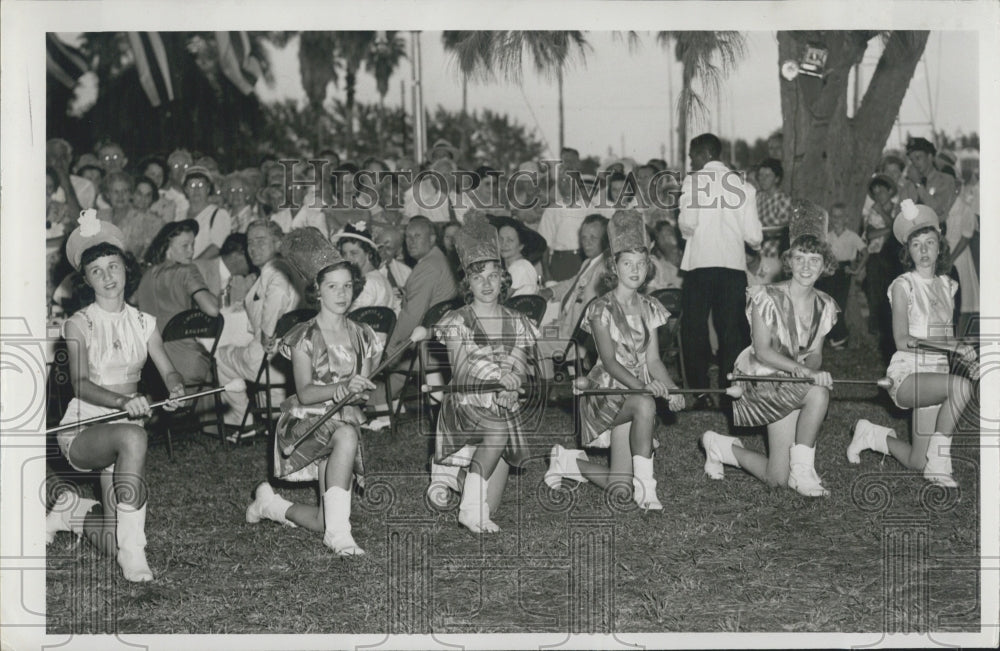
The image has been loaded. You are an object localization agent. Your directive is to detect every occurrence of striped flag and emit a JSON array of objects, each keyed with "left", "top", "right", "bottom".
[
  {"left": 127, "top": 32, "right": 174, "bottom": 107},
  {"left": 215, "top": 31, "right": 261, "bottom": 95},
  {"left": 46, "top": 33, "right": 88, "bottom": 89}
]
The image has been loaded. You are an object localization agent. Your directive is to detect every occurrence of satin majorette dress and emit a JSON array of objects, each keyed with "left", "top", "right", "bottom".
[
  {"left": 579, "top": 293, "right": 670, "bottom": 448},
  {"left": 273, "top": 317, "right": 383, "bottom": 483},
  {"left": 731, "top": 283, "right": 838, "bottom": 427},
  {"left": 434, "top": 304, "right": 540, "bottom": 469}
]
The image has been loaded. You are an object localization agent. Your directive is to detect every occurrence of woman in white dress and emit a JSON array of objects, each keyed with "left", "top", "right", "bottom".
[
  {"left": 490, "top": 215, "right": 547, "bottom": 297},
  {"left": 333, "top": 221, "right": 394, "bottom": 312}
]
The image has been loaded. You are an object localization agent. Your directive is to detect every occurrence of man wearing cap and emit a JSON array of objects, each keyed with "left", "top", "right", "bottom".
[
  {"left": 183, "top": 166, "right": 232, "bottom": 259},
  {"left": 679, "top": 133, "right": 763, "bottom": 408},
  {"left": 901, "top": 137, "right": 955, "bottom": 222}
]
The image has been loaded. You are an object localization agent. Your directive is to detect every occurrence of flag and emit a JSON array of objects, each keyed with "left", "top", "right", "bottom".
[
  {"left": 127, "top": 32, "right": 174, "bottom": 107},
  {"left": 46, "top": 33, "right": 88, "bottom": 89},
  {"left": 215, "top": 31, "right": 261, "bottom": 95}
]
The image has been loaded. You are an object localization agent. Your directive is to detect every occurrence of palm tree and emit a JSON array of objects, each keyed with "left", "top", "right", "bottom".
[
  {"left": 366, "top": 32, "right": 407, "bottom": 153},
  {"left": 656, "top": 32, "right": 747, "bottom": 170},
  {"left": 441, "top": 31, "right": 589, "bottom": 156}
]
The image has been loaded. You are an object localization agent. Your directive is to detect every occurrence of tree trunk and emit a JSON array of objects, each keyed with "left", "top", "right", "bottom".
[
  {"left": 557, "top": 64, "right": 564, "bottom": 155},
  {"left": 460, "top": 75, "right": 469, "bottom": 163},
  {"left": 677, "top": 63, "right": 690, "bottom": 177},
  {"left": 778, "top": 31, "right": 929, "bottom": 230}
]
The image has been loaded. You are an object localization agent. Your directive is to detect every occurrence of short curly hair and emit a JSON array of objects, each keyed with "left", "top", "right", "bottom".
[
  {"left": 900, "top": 226, "right": 952, "bottom": 275},
  {"left": 781, "top": 235, "right": 838, "bottom": 277},
  {"left": 307, "top": 261, "right": 366, "bottom": 305},
  {"left": 459, "top": 259, "right": 512, "bottom": 305},
  {"left": 72, "top": 242, "right": 143, "bottom": 310}
]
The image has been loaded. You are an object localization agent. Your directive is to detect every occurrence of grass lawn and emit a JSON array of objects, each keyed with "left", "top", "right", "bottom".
[{"left": 46, "top": 343, "right": 982, "bottom": 634}]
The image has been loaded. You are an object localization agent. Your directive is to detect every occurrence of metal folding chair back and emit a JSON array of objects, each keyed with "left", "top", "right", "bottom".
[
  {"left": 505, "top": 294, "right": 547, "bottom": 326},
  {"left": 159, "top": 309, "right": 225, "bottom": 457}
]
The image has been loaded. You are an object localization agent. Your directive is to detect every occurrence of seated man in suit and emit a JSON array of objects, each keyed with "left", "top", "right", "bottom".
[
  {"left": 368, "top": 216, "right": 457, "bottom": 429},
  {"left": 536, "top": 213, "right": 609, "bottom": 379},
  {"left": 216, "top": 220, "right": 301, "bottom": 435}
]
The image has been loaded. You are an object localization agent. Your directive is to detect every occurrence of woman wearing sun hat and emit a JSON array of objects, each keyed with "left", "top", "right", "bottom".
[
  {"left": 332, "top": 220, "right": 394, "bottom": 311},
  {"left": 847, "top": 200, "right": 976, "bottom": 489},
  {"left": 46, "top": 210, "right": 185, "bottom": 582}
]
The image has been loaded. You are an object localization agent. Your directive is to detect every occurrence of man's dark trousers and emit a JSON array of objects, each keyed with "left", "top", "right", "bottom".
[{"left": 680, "top": 267, "right": 750, "bottom": 389}]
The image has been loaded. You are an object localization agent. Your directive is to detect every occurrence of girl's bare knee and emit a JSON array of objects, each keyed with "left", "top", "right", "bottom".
[
  {"left": 632, "top": 395, "right": 656, "bottom": 419},
  {"left": 805, "top": 385, "right": 829, "bottom": 407},
  {"left": 333, "top": 425, "right": 359, "bottom": 446},
  {"left": 120, "top": 425, "right": 148, "bottom": 455}
]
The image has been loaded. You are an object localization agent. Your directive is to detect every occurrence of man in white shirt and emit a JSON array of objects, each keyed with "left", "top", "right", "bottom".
[
  {"left": 678, "top": 133, "right": 763, "bottom": 407},
  {"left": 537, "top": 167, "right": 600, "bottom": 281},
  {"left": 375, "top": 226, "right": 412, "bottom": 314},
  {"left": 403, "top": 159, "right": 457, "bottom": 223}
]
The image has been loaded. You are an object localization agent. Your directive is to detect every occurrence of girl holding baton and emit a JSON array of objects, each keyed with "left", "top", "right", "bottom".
[
  {"left": 46, "top": 210, "right": 185, "bottom": 582},
  {"left": 244, "top": 228, "right": 379, "bottom": 556},
  {"left": 427, "top": 215, "right": 539, "bottom": 534},
  {"left": 702, "top": 202, "right": 839, "bottom": 497},
  {"left": 847, "top": 200, "right": 975, "bottom": 488},
  {"left": 545, "top": 210, "right": 684, "bottom": 511}
]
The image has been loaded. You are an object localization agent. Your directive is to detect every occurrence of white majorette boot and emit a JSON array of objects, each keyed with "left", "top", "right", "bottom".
[
  {"left": 701, "top": 430, "right": 744, "bottom": 480},
  {"left": 458, "top": 471, "right": 499, "bottom": 533},
  {"left": 631, "top": 455, "right": 663, "bottom": 511},
  {"left": 116, "top": 502, "right": 153, "bottom": 582},
  {"left": 246, "top": 482, "right": 296, "bottom": 527},
  {"left": 923, "top": 433, "right": 958, "bottom": 488},
  {"left": 322, "top": 486, "right": 364, "bottom": 556},
  {"left": 427, "top": 462, "right": 462, "bottom": 508},
  {"left": 46, "top": 490, "right": 100, "bottom": 545},
  {"left": 544, "top": 444, "right": 588, "bottom": 489},
  {"left": 847, "top": 419, "right": 897, "bottom": 464},
  {"left": 788, "top": 444, "right": 830, "bottom": 497}
]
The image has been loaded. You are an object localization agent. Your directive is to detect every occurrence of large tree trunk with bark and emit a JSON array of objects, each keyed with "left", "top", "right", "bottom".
[{"left": 778, "top": 31, "right": 928, "bottom": 230}]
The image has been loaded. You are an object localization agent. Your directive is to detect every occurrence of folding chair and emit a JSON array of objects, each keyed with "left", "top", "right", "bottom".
[
  {"left": 159, "top": 309, "right": 224, "bottom": 458},
  {"left": 236, "top": 307, "right": 317, "bottom": 443},
  {"left": 348, "top": 305, "right": 397, "bottom": 427},
  {"left": 505, "top": 294, "right": 547, "bottom": 327},
  {"left": 650, "top": 288, "right": 687, "bottom": 388},
  {"left": 550, "top": 297, "right": 598, "bottom": 385},
  {"left": 388, "top": 296, "right": 464, "bottom": 435}
]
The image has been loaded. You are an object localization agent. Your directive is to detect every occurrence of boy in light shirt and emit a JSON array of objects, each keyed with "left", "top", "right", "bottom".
[{"left": 819, "top": 203, "right": 867, "bottom": 348}]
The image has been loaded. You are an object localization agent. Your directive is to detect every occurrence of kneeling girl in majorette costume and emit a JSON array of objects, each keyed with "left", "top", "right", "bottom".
[
  {"left": 846, "top": 200, "right": 975, "bottom": 488},
  {"left": 702, "top": 201, "right": 839, "bottom": 497},
  {"left": 46, "top": 210, "right": 186, "bottom": 582},
  {"left": 545, "top": 210, "right": 684, "bottom": 511},
  {"left": 245, "top": 228, "right": 378, "bottom": 556},
  {"left": 426, "top": 215, "right": 540, "bottom": 533}
]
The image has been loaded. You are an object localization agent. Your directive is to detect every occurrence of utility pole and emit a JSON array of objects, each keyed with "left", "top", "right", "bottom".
[{"left": 410, "top": 31, "right": 426, "bottom": 164}]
